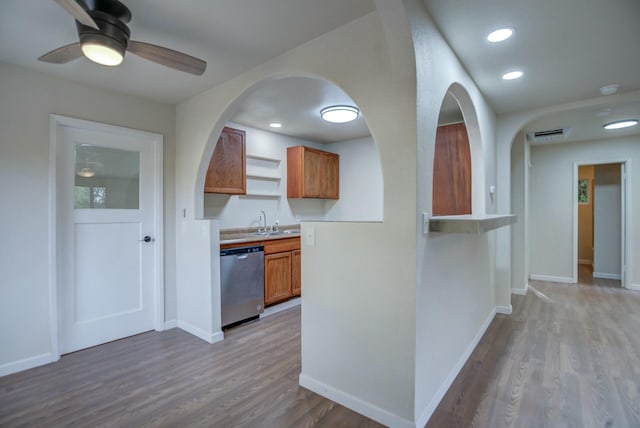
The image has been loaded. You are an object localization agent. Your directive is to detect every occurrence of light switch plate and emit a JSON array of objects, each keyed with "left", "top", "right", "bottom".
[
  {"left": 304, "top": 227, "right": 316, "bottom": 247},
  {"left": 422, "top": 212, "right": 431, "bottom": 234}
]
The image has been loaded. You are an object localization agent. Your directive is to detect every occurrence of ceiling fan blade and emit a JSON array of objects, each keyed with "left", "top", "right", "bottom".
[
  {"left": 38, "top": 43, "right": 83, "bottom": 64},
  {"left": 127, "top": 41, "right": 207, "bottom": 76},
  {"left": 54, "top": 0, "right": 99, "bottom": 30}
]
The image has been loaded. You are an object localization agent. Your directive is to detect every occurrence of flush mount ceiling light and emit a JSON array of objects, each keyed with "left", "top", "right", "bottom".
[
  {"left": 603, "top": 119, "right": 638, "bottom": 130},
  {"left": 320, "top": 105, "right": 359, "bottom": 123},
  {"left": 269, "top": 122, "right": 282, "bottom": 128},
  {"left": 502, "top": 70, "right": 523, "bottom": 80},
  {"left": 77, "top": 167, "right": 96, "bottom": 178},
  {"left": 487, "top": 28, "right": 513, "bottom": 43},
  {"left": 600, "top": 84, "right": 620, "bottom": 96}
]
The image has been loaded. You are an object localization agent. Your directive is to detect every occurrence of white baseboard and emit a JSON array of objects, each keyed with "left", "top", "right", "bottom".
[
  {"left": 628, "top": 283, "right": 640, "bottom": 291},
  {"left": 496, "top": 305, "right": 512, "bottom": 315},
  {"left": 593, "top": 272, "right": 622, "bottom": 280},
  {"left": 416, "top": 307, "right": 497, "bottom": 427},
  {"left": 163, "top": 320, "right": 177, "bottom": 330},
  {"left": 512, "top": 283, "right": 528, "bottom": 296},
  {"left": 529, "top": 274, "right": 574, "bottom": 284},
  {"left": 0, "top": 353, "right": 54, "bottom": 377},
  {"left": 578, "top": 259, "right": 592, "bottom": 265},
  {"left": 299, "top": 373, "right": 413, "bottom": 428},
  {"left": 260, "top": 297, "right": 301, "bottom": 318},
  {"left": 177, "top": 320, "right": 224, "bottom": 344}
]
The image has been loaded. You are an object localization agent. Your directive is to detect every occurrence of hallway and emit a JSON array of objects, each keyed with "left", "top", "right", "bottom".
[
  {"left": 578, "top": 263, "right": 621, "bottom": 288},
  {"left": 427, "top": 278, "right": 640, "bottom": 427}
]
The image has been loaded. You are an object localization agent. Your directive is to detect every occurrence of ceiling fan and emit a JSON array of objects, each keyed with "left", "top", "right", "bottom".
[{"left": 39, "top": 0, "right": 207, "bottom": 75}]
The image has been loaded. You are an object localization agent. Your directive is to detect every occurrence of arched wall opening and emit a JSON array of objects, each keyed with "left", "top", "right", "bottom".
[
  {"left": 173, "top": 10, "right": 420, "bottom": 425},
  {"left": 193, "top": 74, "right": 384, "bottom": 228},
  {"left": 509, "top": 104, "right": 637, "bottom": 293},
  {"left": 497, "top": 89, "right": 640, "bottom": 301},
  {"left": 432, "top": 83, "right": 486, "bottom": 216}
]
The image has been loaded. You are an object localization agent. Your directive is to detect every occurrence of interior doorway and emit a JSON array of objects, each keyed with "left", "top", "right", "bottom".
[
  {"left": 51, "top": 115, "right": 164, "bottom": 358},
  {"left": 574, "top": 160, "right": 629, "bottom": 287}
]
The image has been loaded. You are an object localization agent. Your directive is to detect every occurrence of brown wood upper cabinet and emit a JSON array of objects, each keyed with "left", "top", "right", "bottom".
[
  {"left": 204, "top": 127, "right": 246, "bottom": 194},
  {"left": 287, "top": 145, "right": 339, "bottom": 199},
  {"left": 432, "top": 122, "right": 471, "bottom": 215}
]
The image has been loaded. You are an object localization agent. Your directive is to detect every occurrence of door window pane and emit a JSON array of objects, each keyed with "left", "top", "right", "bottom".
[{"left": 74, "top": 144, "right": 140, "bottom": 209}]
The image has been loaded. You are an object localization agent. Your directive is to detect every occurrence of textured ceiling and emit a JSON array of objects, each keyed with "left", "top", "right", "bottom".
[
  {"left": 424, "top": 0, "right": 640, "bottom": 143},
  {"left": 0, "top": 0, "right": 375, "bottom": 104},
  {"left": 2, "top": 1, "right": 639, "bottom": 144}
]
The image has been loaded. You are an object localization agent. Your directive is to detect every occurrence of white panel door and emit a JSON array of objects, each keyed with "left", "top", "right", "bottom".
[{"left": 57, "top": 122, "right": 160, "bottom": 354}]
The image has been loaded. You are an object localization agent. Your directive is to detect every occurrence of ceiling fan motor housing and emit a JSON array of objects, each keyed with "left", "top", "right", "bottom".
[
  {"left": 40, "top": 0, "right": 206, "bottom": 74},
  {"left": 77, "top": 10, "right": 130, "bottom": 56}
]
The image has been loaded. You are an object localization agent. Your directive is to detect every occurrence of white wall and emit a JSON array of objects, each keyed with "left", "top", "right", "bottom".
[
  {"left": 408, "top": 0, "right": 499, "bottom": 424},
  {"left": 529, "top": 136, "right": 638, "bottom": 285},
  {"left": 0, "top": 62, "right": 176, "bottom": 374},
  {"left": 204, "top": 122, "right": 326, "bottom": 228},
  {"left": 204, "top": 125, "right": 383, "bottom": 228},
  {"left": 593, "top": 163, "right": 621, "bottom": 278},
  {"left": 324, "top": 136, "right": 383, "bottom": 222},
  {"left": 511, "top": 132, "right": 528, "bottom": 293},
  {"left": 175, "top": 11, "right": 417, "bottom": 426}
]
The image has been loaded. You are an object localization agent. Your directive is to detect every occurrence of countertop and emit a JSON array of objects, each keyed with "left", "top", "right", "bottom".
[{"left": 220, "top": 226, "right": 301, "bottom": 245}]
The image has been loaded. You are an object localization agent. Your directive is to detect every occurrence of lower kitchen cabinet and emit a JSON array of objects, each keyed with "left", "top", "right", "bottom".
[
  {"left": 264, "top": 252, "right": 292, "bottom": 305},
  {"left": 221, "top": 236, "right": 301, "bottom": 307},
  {"left": 264, "top": 238, "right": 301, "bottom": 306}
]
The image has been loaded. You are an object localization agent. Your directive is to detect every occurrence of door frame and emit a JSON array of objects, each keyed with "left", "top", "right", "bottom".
[
  {"left": 572, "top": 159, "right": 632, "bottom": 288},
  {"left": 49, "top": 115, "right": 164, "bottom": 361}
]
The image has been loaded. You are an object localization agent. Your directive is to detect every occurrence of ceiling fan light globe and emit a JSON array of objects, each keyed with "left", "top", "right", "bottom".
[
  {"left": 81, "top": 42, "right": 123, "bottom": 66},
  {"left": 77, "top": 167, "right": 96, "bottom": 178}
]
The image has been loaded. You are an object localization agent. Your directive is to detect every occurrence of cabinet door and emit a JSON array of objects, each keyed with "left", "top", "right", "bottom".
[
  {"left": 204, "top": 127, "right": 246, "bottom": 194},
  {"left": 291, "top": 250, "right": 301, "bottom": 296},
  {"left": 264, "top": 252, "right": 292, "bottom": 305},
  {"left": 303, "top": 148, "right": 339, "bottom": 199},
  {"left": 287, "top": 145, "right": 339, "bottom": 199}
]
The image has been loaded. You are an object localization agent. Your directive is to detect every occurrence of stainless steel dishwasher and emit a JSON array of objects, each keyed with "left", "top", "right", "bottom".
[{"left": 220, "top": 245, "right": 264, "bottom": 328}]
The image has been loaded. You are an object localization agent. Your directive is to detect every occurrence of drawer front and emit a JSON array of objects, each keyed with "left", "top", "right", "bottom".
[{"left": 264, "top": 238, "right": 300, "bottom": 254}]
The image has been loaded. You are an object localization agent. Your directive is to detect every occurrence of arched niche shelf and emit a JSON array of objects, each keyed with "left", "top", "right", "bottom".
[
  {"left": 432, "top": 92, "right": 472, "bottom": 216},
  {"left": 430, "top": 84, "right": 516, "bottom": 233}
]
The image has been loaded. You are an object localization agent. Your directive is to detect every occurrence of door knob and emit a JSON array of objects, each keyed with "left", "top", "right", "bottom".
[{"left": 140, "top": 235, "right": 154, "bottom": 243}]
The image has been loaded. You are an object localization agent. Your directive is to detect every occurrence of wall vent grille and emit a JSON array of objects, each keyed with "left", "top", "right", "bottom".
[{"left": 526, "top": 127, "right": 572, "bottom": 144}]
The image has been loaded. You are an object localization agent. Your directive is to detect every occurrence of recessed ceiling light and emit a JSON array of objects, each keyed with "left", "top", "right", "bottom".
[
  {"left": 502, "top": 70, "right": 523, "bottom": 80},
  {"left": 487, "top": 28, "right": 513, "bottom": 43},
  {"left": 269, "top": 122, "right": 282, "bottom": 128},
  {"left": 320, "top": 105, "right": 359, "bottom": 123},
  {"left": 603, "top": 119, "right": 638, "bottom": 130}
]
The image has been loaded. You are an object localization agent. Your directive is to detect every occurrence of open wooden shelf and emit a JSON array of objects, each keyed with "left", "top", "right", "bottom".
[{"left": 429, "top": 214, "right": 517, "bottom": 234}]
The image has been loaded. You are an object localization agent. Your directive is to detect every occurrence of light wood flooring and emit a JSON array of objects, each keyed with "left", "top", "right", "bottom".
[
  {"left": 3, "top": 272, "right": 638, "bottom": 428},
  {"left": 0, "top": 308, "right": 382, "bottom": 428},
  {"left": 427, "top": 273, "right": 640, "bottom": 427}
]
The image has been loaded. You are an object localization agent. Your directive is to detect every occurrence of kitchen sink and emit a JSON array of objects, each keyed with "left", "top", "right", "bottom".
[{"left": 252, "top": 229, "right": 300, "bottom": 236}]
